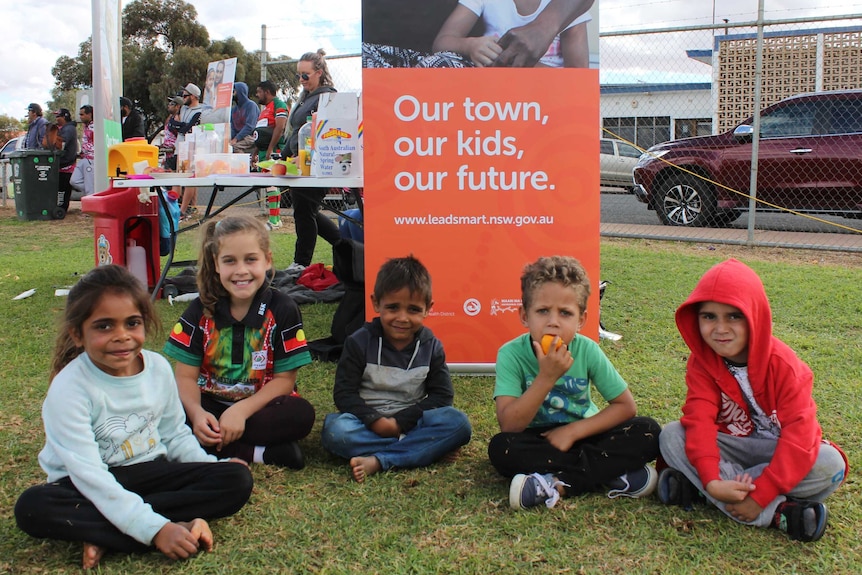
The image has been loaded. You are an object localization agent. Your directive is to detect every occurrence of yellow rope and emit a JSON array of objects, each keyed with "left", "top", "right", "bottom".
[{"left": 601, "top": 127, "right": 862, "bottom": 234}]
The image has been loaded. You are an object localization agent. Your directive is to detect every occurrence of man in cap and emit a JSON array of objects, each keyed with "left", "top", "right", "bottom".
[
  {"left": 53, "top": 109, "right": 79, "bottom": 213},
  {"left": 173, "top": 83, "right": 207, "bottom": 218},
  {"left": 24, "top": 103, "right": 49, "bottom": 149},
  {"left": 120, "top": 97, "right": 146, "bottom": 141}
]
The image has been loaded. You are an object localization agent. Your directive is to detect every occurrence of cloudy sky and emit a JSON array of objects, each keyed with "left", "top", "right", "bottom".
[{"left": 1, "top": 0, "right": 861, "bottom": 118}]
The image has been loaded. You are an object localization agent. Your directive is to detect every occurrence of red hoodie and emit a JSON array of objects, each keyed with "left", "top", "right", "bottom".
[{"left": 674, "top": 259, "right": 821, "bottom": 508}]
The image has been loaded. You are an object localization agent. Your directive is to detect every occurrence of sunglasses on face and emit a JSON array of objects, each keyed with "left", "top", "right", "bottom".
[
  {"left": 295, "top": 73, "right": 311, "bottom": 81},
  {"left": 182, "top": 93, "right": 191, "bottom": 97}
]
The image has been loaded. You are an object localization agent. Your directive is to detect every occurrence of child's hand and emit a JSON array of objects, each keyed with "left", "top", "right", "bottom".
[
  {"left": 533, "top": 338, "right": 573, "bottom": 382},
  {"left": 190, "top": 410, "right": 221, "bottom": 447},
  {"left": 370, "top": 417, "right": 402, "bottom": 438},
  {"left": 466, "top": 35, "right": 504, "bottom": 67},
  {"left": 705, "top": 476, "right": 755, "bottom": 504},
  {"left": 153, "top": 521, "right": 208, "bottom": 560},
  {"left": 540, "top": 423, "right": 581, "bottom": 452},
  {"left": 217, "top": 405, "right": 247, "bottom": 448}
]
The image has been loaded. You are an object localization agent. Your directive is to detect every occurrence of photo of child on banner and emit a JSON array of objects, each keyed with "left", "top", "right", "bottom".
[{"left": 362, "top": 0, "right": 596, "bottom": 69}]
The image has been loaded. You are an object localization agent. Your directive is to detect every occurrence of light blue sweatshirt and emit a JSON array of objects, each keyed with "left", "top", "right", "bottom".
[{"left": 38, "top": 350, "right": 217, "bottom": 545}]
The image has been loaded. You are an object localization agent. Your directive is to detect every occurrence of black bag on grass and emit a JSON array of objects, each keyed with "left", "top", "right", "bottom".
[{"left": 307, "top": 239, "right": 365, "bottom": 362}]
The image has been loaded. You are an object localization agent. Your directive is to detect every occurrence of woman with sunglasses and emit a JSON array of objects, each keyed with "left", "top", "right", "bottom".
[{"left": 279, "top": 49, "right": 340, "bottom": 272}]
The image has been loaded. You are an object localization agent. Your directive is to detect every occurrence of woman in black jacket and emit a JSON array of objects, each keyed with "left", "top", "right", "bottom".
[{"left": 280, "top": 49, "right": 340, "bottom": 272}]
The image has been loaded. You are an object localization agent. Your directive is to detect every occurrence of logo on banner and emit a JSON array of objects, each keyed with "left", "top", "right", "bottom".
[
  {"left": 490, "top": 299, "right": 521, "bottom": 315},
  {"left": 463, "top": 298, "right": 481, "bottom": 316}
]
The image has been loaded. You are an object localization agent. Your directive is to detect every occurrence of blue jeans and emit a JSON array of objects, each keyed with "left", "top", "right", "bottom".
[{"left": 321, "top": 407, "right": 472, "bottom": 470}]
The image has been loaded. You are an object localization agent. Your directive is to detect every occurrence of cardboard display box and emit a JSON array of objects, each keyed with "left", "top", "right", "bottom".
[{"left": 311, "top": 92, "right": 363, "bottom": 178}]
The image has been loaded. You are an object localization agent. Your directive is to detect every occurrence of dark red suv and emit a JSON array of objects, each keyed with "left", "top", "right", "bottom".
[{"left": 632, "top": 90, "right": 862, "bottom": 227}]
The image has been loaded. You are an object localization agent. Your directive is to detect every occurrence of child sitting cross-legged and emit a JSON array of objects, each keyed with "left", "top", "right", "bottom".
[
  {"left": 658, "top": 259, "right": 848, "bottom": 542},
  {"left": 321, "top": 255, "right": 473, "bottom": 482},
  {"left": 488, "top": 255, "right": 661, "bottom": 510}
]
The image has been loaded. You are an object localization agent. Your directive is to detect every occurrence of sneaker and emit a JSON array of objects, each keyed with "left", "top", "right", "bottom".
[
  {"left": 266, "top": 219, "right": 283, "bottom": 230},
  {"left": 509, "top": 472, "right": 567, "bottom": 510},
  {"left": 185, "top": 206, "right": 198, "bottom": 216},
  {"left": 286, "top": 262, "right": 306, "bottom": 273},
  {"left": 773, "top": 499, "right": 828, "bottom": 542},
  {"left": 262, "top": 441, "right": 305, "bottom": 470},
  {"left": 606, "top": 464, "right": 658, "bottom": 499},
  {"left": 657, "top": 467, "right": 700, "bottom": 510}
]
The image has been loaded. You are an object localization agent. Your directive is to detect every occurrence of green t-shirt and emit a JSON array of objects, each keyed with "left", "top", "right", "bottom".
[{"left": 494, "top": 333, "right": 627, "bottom": 428}]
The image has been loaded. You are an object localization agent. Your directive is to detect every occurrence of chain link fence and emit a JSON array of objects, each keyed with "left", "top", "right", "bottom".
[
  {"left": 600, "top": 15, "right": 862, "bottom": 252},
  {"left": 261, "top": 17, "right": 862, "bottom": 252}
]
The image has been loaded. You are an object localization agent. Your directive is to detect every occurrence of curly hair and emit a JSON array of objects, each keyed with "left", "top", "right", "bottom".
[{"left": 520, "top": 255, "right": 591, "bottom": 311}]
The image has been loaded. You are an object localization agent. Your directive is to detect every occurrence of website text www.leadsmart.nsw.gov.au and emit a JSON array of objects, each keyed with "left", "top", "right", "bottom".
[{"left": 392, "top": 213, "right": 555, "bottom": 227}]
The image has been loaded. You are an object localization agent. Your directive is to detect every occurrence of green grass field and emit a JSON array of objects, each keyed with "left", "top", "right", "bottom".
[{"left": 0, "top": 207, "right": 860, "bottom": 574}]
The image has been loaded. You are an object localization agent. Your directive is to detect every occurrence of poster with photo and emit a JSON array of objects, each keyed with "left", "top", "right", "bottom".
[
  {"left": 362, "top": 0, "right": 601, "bottom": 369},
  {"left": 201, "top": 57, "right": 237, "bottom": 125}
]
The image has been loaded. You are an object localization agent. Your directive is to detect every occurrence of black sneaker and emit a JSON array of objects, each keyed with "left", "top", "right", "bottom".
[
  {"left": 509, "top": 473, "right": 567, "bottom": 510},
  {"left": 606, "top": 464, "right": 658, "bottom": 498},
  {"left": 657, "top": 467, "right": 701, "bottom": 510},
  {"left": 262, "top": 441, "right": 305, "bottom": 470},
  {"left": 773, "top": 499, "right": 828, "bottom": 542}
]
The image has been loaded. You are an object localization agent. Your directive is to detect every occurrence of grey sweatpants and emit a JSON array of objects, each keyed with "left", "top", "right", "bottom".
[{"left": 659, "top": 420, "right": 846, "bottom": 527}]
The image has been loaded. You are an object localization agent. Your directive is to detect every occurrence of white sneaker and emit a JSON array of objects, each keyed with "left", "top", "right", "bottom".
[
  {"left": 266, "top": 219, "right": 282, "bottom": 230},
  {"left": 286, "top": 262, "right": 306, "bottom": 273}
]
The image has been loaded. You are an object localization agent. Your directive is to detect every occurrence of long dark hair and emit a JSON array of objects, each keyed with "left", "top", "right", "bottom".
[
  {"left": 197, "top": 215, "right": 273, "bottom": 317},
  {"left": 51, "top": 265, "right": 158, "bottom": 379}
]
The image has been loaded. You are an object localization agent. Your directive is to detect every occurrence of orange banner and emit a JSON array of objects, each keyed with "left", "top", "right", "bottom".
[{"left": 363, "top": 68, "right": 600, "bottom": 367}]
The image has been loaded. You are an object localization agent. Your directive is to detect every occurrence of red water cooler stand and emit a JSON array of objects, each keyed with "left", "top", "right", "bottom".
[{"left": 81, "top": 185, "right": 161, "bottom": 293}]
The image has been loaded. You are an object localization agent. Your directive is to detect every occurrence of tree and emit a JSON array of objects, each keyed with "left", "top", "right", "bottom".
[
  {"left": 49, "top": 0, "right": 264, "bottom": 141},
  {"left": 0, "top": 114, "right": 25, "bottom": 147},
  {"left": 122, "top": 0, "right": 209, "bottom": 52}
]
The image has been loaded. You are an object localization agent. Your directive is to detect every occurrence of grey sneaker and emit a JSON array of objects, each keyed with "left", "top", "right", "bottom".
[
  {"left": 606, "top": 464, "right": 658, "bottom": 498},
  {"left": 509, "top": 473, "right": 567, "bottom": 510},
  {"left": 286, "top": 262, "right": 306, "bottom": 273},
  {"left": 266, "top": 219, "right": 283, "bottom": 231}
]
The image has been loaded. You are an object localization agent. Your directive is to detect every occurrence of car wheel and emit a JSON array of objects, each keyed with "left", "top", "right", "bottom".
[{"left": 654, "top": 174, "right": 717, "bottom": 227}]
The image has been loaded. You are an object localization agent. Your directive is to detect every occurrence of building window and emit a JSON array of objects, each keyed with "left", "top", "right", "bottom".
[
  {"left": 604, "top": 116, "right": 670, "bottom": 149},
  {"left": 675, "top": 118, "right": 713, "bottom": 139}
]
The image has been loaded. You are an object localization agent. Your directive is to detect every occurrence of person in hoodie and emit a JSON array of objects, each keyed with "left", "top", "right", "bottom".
[
  {"left": 278, "top": 49, "right": 341, "bottom": 269},
  {"left": 320, "top": 255, "right": 472, "bottom": 482},
  {"left": 658, "top": 258, "right": 848, "bottom": 542},
  {"left": 229, "top": 82, "right": 260, "bottom": 159}
]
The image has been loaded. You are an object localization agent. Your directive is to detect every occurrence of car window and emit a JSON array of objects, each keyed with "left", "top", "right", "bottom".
[
  {"left": 617, "top": 142, "right": 641, "bottom": 158},
  {"left": 600, "top": 140, "right": 614, "bottom": 155},
  {"left": 760, "top": 101, "right": 820, "bottom": 138},
  {"left": 826, "top": 99, "right": 862, "bottom": 135}
]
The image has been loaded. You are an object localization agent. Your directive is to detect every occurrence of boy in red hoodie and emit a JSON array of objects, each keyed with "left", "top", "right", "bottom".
[{"left": 658, "top": 259, "right": 847, "bottom": 542}]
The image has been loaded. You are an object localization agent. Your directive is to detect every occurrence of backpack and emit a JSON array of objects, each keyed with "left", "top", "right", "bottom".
[{"left": 307, "top": 239, "right": 366, "bottom": 362}]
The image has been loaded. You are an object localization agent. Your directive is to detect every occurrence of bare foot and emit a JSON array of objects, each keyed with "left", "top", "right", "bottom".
[
  {"left": 441, "top": 448, "right": 462, "bottom": 464},
  {"left": 178, "top": 518, "right": 213, "bottom": 552},
  {"left": 82, "top": 542, "right": 106, "bottom": 570},
  {"left": 350, "top": 456, "right": 381, "bottom": 483}
]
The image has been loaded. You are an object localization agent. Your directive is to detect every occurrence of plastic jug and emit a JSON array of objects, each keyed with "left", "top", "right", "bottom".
[
  {"left": 126, "top": 239, "right": 148, "bottom": 287},
  {"left": 298, "top": 116, "right": 313, "bottom": 176},
  {"left": 108, "top": 138, "right": 159, "bottom": 177}
]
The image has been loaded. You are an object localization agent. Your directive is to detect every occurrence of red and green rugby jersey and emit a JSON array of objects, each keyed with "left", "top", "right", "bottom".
[{"left": 163, "top": 288, "right": 311, "bottom": 402}]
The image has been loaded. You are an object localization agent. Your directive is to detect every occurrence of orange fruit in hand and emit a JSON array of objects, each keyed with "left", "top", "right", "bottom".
[{"left": 541, "top": 334, "right": 564, "bottom": 354}]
